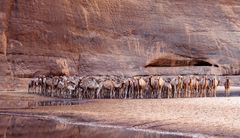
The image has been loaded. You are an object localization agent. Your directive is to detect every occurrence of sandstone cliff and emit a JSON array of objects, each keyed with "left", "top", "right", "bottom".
[{"left": 0, "top": 0, "right": 240, "bottom": 90}]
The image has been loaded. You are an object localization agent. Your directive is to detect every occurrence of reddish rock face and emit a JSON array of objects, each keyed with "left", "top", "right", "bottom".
[{"left": 0, "top": 0, "right": 240, "bottom": 90}]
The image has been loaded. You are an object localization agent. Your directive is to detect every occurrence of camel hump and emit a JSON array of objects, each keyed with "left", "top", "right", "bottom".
[
  {"left": 103, "top": 80, "right": 114, "bottom": 88},
  {"left": 139, "top": 78, "right": 146, "bottom": 86}
]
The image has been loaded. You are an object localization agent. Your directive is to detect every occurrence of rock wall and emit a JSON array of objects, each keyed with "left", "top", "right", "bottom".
[{"left": 0, "top": 0, "right": 240, "bottom": 91}]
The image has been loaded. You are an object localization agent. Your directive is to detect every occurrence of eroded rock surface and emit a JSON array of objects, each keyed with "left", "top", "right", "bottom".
[{"left": 0, "top": 0, "right": 240, "bottom": 90}]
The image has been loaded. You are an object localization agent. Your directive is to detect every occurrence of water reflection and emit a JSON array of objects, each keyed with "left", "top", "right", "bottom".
[{"left": 27, "top": 99, "right": 91, "bottom": 108}]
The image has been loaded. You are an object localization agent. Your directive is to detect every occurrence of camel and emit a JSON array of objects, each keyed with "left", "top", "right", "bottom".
[
  {"left": 132, "top": 77, "right": 147, "bottom": 99},
  {"left": 56, "top": 77, "right": 66, "bottom": 98},
  {"left": 170, "top": 78, "right": 176, "bottom": 98},
  {"left": 66, "top": 76, "right": 80, "bottom": 98},
  {"left": 158, "top": 77, "right": 165, "bottom": 99},
  {"left": 139, "top": 77, "right": 147, "bottom": 99},
  {"left": 121, "top": 78, "right": 135, "bottom": 99},
  {"left": 51, "top": 76, "right": 60, "bottom": 97},
  {"left": 176, "top": 76, "right": 183, "bottom": 98},
  {"left": 198, "top": 76, "right": 209, "bottom": 97},
  {"left": 131, "top": 77, "right": 140, "bottom": 98},
  {"left": 112, "top": 78, "right": 124, "bottom": 99},
  {"left": 65, "top": 80, "right": 78, "bottom": 98},
  {"left": 170, "top": 77, "right": 180, "bottom": 98},
  {"left": 149, "top": 76, "right": 160, "bottom": 98},
  {"left": 170, "top": 76, "right": 184, "bottom": 98},
  {"left": 28, "top": 77, "right": 45, "bottom": 95},
  {"left": 121, "top": 78, "right": 129, "bottom": 99},
  {"left": 188, "top": 77, "right": 194, "bottom": 98},
  {"left": 80, "top": 77, "right": 99, "bottom": 99},
  {"left": 210, "top": 76, "right": 219, "bottom": 97},
  {"left": 97, "top": 79, "right": 115, "bottom": 99},
  {"left": 38, "top": 76, "right": 45, "bottom": 95},
  {"left": 182, "top": 76, "right": 190, "bottom": 98},
  {"left": 188, "top": 76, "right": 199, "bottom": 98},
  {"left": 28, "top": 78, "right": 38, "bottom": 94},
  {"left": 163, "top": 82, "right": 172, "bottom": 98},
  {"left": 224, "top": 78, "right": 230, "bottom": 97},
  {"left": 45, "top": 77, "right": 52, "bottom": 95}
]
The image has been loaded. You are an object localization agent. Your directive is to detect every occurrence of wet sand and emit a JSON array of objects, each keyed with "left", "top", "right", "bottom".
[{"left": 1, "top": 87, "right": 240, "bottom": 137}]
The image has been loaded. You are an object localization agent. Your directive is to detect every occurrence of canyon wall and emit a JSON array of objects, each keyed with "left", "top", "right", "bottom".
[{"left": 0, "top": 0, "right": 240, "bottom": 91}]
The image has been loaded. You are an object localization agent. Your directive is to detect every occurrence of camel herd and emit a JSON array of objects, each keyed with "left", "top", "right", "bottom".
[{"left": 28, "top": 75, "right": 231, "bottom": 99}]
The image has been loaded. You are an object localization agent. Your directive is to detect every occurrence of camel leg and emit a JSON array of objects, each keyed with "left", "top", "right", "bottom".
[
  {"left": 174, "top": 85, "right": 177, "bottom": 98},
  {"left": 110, "top": 88, "right": 114, "bottom": 99},
  {"left": 51, "top": 87, "right": 54, "bottom": 97},
  {"left": 119, "top": 88, "right": 123, "bottom": 99},
  {"left": 34, "top": 86, "right": 36, "bottom": 94},
  {"left": 151, "top": 88, "right": 154, "bottom": 98},
  {"left": 140, "top": 89, "right": 142, "bottom": 99},
  {"left": 191, "top": 88, "right": 193, "bottom": 98},
  {"left": 59, "top": 89, "right": 62, "bottom": 98},
  {"left": 167, "top": 89, "right": 170, "bottom": 99},
  {"left": 214, "top": 89, "right": 216, "bottom": 97},
  {"left": 124, "top": 87, "right": 128, "bottom": 99},
  {"left": 226, "top": 89, "right": 230, "bottom": 97},
  {"left": 199, "top": 89, "right": 202, "bottom": 97},
  {"left": 137, "top": 89, "right": 140, "bottom": 99},
  {"left": 204, "top": 89, "right": 207, "bottom": 97},
  {"left": 131, "top": 86, "right": 135, "bottom": 99},
  {"left": 184, "top": 89, "right": 187, "bottom": 98},
  {"left": 70, "top": 90, "right": 73, "bottom": 99},
  {"left": 178, "top": 88, "right": 181, "bottom": 98},
  {"left": 113, "top": 89, "right": 115, "bottom": 99},
  {"left": 58, "top": 89, "right": 61, "bottom": 98},
  {"left": 138, "top": 89, "right": 141, "bottom": 99},
  {"left": 158, "top": 87, "right": 161, "bottom": 99},
  {"left": 140, "top": 89, "right": 143, "bottom": 99},
  {"left": 51, "top": 87, "right": 53, "bottom": 97},
  {"left": 45, "top": 86, "right": 48, "bottom": 96},
  {"left": 97, "top": 87, "right": 101, "bottom": 99},
  {"left": 79, "top": 89, "right": 82, "bottom": 99},
  {"left": 177, "top": 89, "right": 179, "bottom": 98},
  {"left": 110, "top": 89, "right": 113, "bottom": 99},
  {"left": 44, "top": 86, "right": 47, "bottom": 96},
  {"left": 39, "top": 86, "right": 42, "bottom": 95}
]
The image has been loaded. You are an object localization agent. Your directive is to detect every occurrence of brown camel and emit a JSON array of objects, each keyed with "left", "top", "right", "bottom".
[
  {"left": 211, "top": 76, "right": 219, "bottom": 97},
  {"left": 149, "top": 76, "right": 160, "bottom": 98},
  {"left": 112, "top": 78, "right": 124, "bottom": 99},
  {"left": 176, "top": 76, "right": 183, "bottom": 98},
  {"left": 188, "top": 76, "right": 199, "bottom": 98},
  {"left": 199, "top": 76, "right": 209, "bottom": 97},
  {"left": 139, "top": 77, "right": 147, "bottom": 99},
  {"left": 133, "top": 76, "right": 147, "bottom": 99},
  {"left": 121, "top": 78, "right": 134, "bottom": 99},
  {"left": 183, "top": 76, "right": 190, "bottom": 98},
  {"left": 132, "top": 77, "right": 140, "bottom": 98},
  {"left": 98, "top": 79, "right": 115, "bottom": 99},
  {"left": 224, "top": 78, "right": 230, "bottom": 97},
  {"left": 158, "top": 77, "right": 165, "bottom": 99}
]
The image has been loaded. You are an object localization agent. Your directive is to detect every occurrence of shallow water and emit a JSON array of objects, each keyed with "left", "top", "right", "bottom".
[
  {"left": 0, "top": 112, "right": 209, "bottom": 138},
  {"left": 36, "top": 99, "right": 92, "bottom": 106}
]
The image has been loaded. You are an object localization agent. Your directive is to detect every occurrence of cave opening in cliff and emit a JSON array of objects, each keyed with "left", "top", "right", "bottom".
[
  {"left": 145, "top": 58, "right": 219, "bottom": 68},
  {"left": 192, "top": 60, "right": 219, "bottom": 67}
]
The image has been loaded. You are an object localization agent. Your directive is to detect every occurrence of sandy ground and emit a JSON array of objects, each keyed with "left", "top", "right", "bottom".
[{"left": 1, "top": 87, "right": 240, "bottom": 137}]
